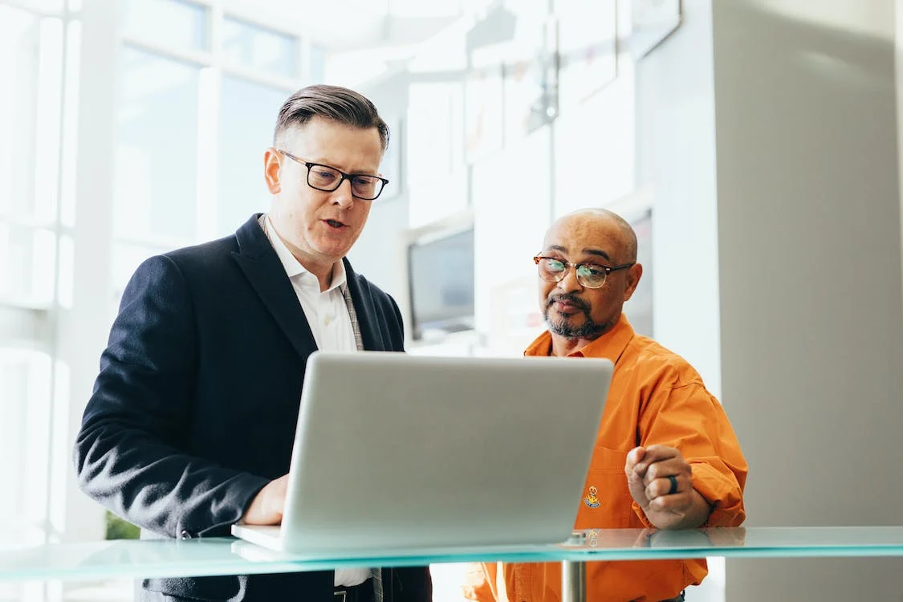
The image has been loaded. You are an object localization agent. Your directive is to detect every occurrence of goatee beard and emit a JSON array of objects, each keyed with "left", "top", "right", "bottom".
[
  {"left": 544, "top": 313, "right": 611, "bottom": 339},
  {"left": 543, "top": 294, "right": 613, "bottom": 339}
]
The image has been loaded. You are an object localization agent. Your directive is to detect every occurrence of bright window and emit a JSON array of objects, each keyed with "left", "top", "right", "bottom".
[
  {"left": 0, "top": 7, "right": 63, "bottom": 224},
  {"left": 223, "top": 17, "right": 296, "bottom": 78},
  {"left": 114, "top": 47, "right": 200, "bottom": 245},
  {"left": 121, "top": 0, "right": 209, "bottom": 51},
  {"left": 217, "top": 76, "right": 286, "bottom": 237}
]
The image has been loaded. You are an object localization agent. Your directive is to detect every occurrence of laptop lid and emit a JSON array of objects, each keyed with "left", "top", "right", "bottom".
[{"left": 247, "top": 351, "right": 612, "bottom": 554}]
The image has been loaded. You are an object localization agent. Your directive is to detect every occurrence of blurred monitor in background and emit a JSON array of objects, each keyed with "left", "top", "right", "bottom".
[{"left": 407, "top": 227, "right": 476, "bottom": 340}]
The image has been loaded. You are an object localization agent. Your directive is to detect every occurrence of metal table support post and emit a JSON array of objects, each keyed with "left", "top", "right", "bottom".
[{"left": 562, "top": 559, "right": 586, "bottom": 602}]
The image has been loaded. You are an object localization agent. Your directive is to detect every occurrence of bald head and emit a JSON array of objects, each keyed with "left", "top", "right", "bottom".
[
  {"left": 545, "top": 209, "right": 638, "bottom": 264},
  {"left": 537, "top": 207, "right": 643, "bottom": 348}
]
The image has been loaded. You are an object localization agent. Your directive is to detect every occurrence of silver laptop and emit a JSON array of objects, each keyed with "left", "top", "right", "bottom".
[{"left": 232, "top": 351, "right": 613, "bottom": 555}]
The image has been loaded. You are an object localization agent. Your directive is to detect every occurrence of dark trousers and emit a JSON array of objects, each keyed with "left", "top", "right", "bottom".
[{"left": 333, "top": 580, "right": 375, "bottom": 602}]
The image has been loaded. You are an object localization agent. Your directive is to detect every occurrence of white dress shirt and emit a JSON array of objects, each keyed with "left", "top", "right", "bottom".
[{"left": 263, "top": 216, "right": 370, "bottom": 588}]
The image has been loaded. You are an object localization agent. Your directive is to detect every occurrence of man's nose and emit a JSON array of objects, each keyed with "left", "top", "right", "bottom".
[
  {"left": 330, "top": 178, "right": 355, "bottom": 208},
  {"left": 556, "top": 268, "right": 583, "bottom": 293}
]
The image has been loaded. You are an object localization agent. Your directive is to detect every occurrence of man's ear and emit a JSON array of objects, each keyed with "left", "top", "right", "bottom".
[
  {"left": 264, "top": 148, "right": 282, "bottom": 194},
  {"left": 623, "top": 263, "right": 643, "bottom": 302}
]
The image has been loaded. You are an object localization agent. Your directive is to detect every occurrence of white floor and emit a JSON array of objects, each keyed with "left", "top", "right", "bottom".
[
  {"left": 0, "top": 580, "right": 133, "bottom": 602},
  {"left": 431, "top": 563, "right": 473, "bottom": 602}
]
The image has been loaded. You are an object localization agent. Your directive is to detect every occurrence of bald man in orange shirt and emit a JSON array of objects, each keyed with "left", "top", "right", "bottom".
[{"left": 463, "top": 209, "right": 748, "bottom": 602}]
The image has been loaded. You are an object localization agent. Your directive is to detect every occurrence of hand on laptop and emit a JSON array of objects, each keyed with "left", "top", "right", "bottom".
[
  {"left": 242, "top": 473, "right": 288, "bottom": 525},
  {"left": 625, "top": 445, "right": 712, "bottom": 530}
]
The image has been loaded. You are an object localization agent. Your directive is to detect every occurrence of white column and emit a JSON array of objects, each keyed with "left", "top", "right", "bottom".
[
  {"left": 898, "top": 2, "right": 902, "bottom": 494},
  {"left": 55, "top": 0, "right": 120, "bottom": 543},
  {"left": 712, "top": 1, "right": 902, "bottom": 600}
]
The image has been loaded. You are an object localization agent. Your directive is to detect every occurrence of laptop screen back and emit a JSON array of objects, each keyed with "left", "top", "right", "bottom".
[{"left": 280, "top": 351, "right": 613, "bottom": 553}]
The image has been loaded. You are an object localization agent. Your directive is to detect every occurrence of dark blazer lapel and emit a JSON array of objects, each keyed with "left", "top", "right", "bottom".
[
  {"left": 343, "top": 257, "right": 384, "bottom": 351},
  {"left": 231, "top": 214, "right": 318, "bottom": 359}
]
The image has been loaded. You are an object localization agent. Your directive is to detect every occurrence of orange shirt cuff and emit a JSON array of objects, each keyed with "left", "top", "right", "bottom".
[{"left": 691, "top": 462, "right": 746, "bottom": 527}]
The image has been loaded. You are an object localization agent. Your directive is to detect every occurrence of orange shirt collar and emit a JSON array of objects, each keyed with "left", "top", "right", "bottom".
[{"left": 524, "top": 313, "right": 635, "bottom": 364}]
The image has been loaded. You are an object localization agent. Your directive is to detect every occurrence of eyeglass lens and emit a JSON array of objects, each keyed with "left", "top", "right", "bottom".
[
  {"left": 538, "top": 258, "right": 607, "bottom": 288},
  {"left": 308, "top": 164, "right": 383, "bottom": 199}
]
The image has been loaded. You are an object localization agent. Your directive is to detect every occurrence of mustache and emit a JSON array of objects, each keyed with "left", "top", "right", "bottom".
[{"left": 546, "top": 293, "right": 590, "bottom": 312}]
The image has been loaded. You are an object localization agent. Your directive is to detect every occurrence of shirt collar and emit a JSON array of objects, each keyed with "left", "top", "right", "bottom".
[
  {"left": 524, "top": 313, "right": 635, "bottom": 363},
  {"left": 263, "top": 214, "right": 347, "bottom": 293}
]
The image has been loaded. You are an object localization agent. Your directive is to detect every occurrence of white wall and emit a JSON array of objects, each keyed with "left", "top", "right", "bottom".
[
  {"left": 634, "top": 3, "right": 725, "bottom": 600},
  {"left": 635, "top": 0, "right": 722, "bottom": 398},
  {"left": 346, "top": 70, "right": 411, "bottom": 307},
  {"left": 895, "top": 2, "right": 904, "bottom": 268},
  {"left": 711, "top": 0, "right": 902, "bottom": 599},
  {"left": 60, "top": 0, "right": 119, "bottom": 543},
  {"left": 637, "top": 0, "right": 903, "bottom": 598}
]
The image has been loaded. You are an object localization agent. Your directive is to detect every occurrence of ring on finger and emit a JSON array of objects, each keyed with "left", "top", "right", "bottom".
[{"left": 667, "top": 474, "right": 678, "bottom": 495}]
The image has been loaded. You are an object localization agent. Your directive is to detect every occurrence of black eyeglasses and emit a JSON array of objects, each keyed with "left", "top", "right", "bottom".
[
  {"left": 533, "top": 256, "right": 634, "bottom": 289},
  {"left": 275, "top": 149, "right": 389, "bottom": 201}
]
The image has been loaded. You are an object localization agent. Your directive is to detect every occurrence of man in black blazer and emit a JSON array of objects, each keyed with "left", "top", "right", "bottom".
[{"left": 74, "top": 85, "right": 432, "bottom": 602}]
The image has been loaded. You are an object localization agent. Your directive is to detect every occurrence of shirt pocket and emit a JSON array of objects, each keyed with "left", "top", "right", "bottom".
[{"left": 574, "top": 446, "right": 636, "bottom": 529}]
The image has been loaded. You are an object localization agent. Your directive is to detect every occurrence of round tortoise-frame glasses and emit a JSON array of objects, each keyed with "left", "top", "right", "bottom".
[
  {"left": 533, "top": 256, "right": 635, "bottom": 289},
  {"left": 275, "top": 149, "right": 389, "bottom": 201}
]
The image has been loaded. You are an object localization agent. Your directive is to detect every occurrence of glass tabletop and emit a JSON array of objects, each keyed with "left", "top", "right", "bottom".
[{"left": 0, "top": 526, "right": 899, "bottom": 583}]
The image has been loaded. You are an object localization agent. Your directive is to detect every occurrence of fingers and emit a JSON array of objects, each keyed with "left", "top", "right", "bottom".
[
  {"left": 626, "top": 446, "right": 646, "bottom": 468},
  {"left": 626, "top": 446, "right": 685, "bottom": 479},
  {"left": 242, "top": 474, "right": 289, "bottom": 525},
  {"left": 631, "top": 444, "right": 679, "bottom": 475},
  {"left": 625, "top": 447, "right": 712, "bottom": 529},
  {"left": 625, "top": 445, "right": 692, "bottom": 506},
  {"left": 644, "top": 472, "right": 687, "bottom": 500}
]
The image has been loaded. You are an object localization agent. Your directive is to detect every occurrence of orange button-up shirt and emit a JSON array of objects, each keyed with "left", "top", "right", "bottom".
[{"left": 463, "top": 315, "right": 748, "bottom": 602}]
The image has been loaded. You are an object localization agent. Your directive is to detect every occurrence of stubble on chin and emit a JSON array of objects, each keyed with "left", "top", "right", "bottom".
[{"left": 543, "top": 308, "right": 616, "bottom": 339}]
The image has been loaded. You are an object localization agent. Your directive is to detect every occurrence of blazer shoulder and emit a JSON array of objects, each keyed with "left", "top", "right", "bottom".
[
  {"left": 162, "top": 233, "right": 239, "bottom": 270},
  {"left": 163, "top": 234, "right": 239, "bottom": 263},
  {"left": 352, "top": 271, "right": 391, "bottom": 302},
  {"left": 160, "top": 215, "right": 269, "bottom": 276},
  {"left": 350, "top": 271, "right": 401, "bottom": 314}
]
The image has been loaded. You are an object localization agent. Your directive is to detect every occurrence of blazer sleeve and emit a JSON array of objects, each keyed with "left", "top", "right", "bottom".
[{"left": 73, "top": 255, "right": 269, "bottom": 538}]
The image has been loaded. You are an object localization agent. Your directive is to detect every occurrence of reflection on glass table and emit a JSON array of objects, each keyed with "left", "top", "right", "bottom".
[{"left": 0, "top": 526, "right": 899, "bottom": 584}]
